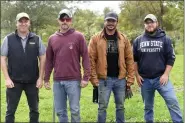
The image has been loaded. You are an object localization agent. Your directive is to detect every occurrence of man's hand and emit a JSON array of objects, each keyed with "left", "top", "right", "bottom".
[
  {"left": 160, "top": 73, "right": 169, "bottom": 86},
  {"left": 94, "top": 83, "right": 99, "bottom": 87},
  {"left": 125, "top": 84, "right": 133, "bottom": 100},
  {"left": 136, "top": 74, "right": 144, "bottom": 87},
  {"left": 80, "top": 80, "right": 88, "bottom": 88},
  {"left": 126, "top": 83, "right": 132, "bottom": 87},
  {"left": 44, "top": 81, "right": 51, "bottom": 90},
  {"left": 93, "top": 79, "right": 99, "bottom": 87},
  {"left": 36, "top": 78, "right": 43, "bottom": 89},
  {"left": 5, "top": 78, "right": 14, "bottom": 88}
]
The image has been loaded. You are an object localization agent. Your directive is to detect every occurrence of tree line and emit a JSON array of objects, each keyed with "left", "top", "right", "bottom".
[{"left": 1, "top": 1, "right": 183, "bottom": 54}]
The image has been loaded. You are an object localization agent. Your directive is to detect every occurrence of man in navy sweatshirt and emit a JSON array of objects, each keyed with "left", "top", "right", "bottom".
[
  {"left": 44, "top": 9, "right": 90, "bottom": 122},
  {"left": 133, "top": 14, "right": 183, "bottom": 123}
]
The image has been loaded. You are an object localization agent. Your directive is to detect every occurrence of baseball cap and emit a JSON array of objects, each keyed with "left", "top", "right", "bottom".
[
  {"left": 144, "top": 14, "right": 157, "bottom": 22},
  {"left": 16, "top": 12, "right": 30, "bottom": 21},
  {"left": 58, "top": 9, "right": 72, "bottom": 19},
  {"left": 104, "top": 12, "right": 118, "bottom": 21}
]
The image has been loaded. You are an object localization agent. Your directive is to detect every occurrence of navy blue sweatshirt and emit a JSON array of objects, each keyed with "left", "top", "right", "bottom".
[{"left": 133, "top": 28, "right": 175, "bottom": 79}]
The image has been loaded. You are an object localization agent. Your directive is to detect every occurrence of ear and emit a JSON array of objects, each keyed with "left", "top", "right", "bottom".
[
  {"left": 28, "top": 20, "right": 31, "bottom": 25},
  {"left": 16, "top": 21, "right": 18, "bottom": 27},
  {"left": 156, "top": 21, "right": 159, "bottom": 26}
]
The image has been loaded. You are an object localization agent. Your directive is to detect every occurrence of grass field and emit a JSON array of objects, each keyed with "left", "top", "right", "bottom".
[{"left": 1, "top": 55, "right": 184, "bottom": 122}]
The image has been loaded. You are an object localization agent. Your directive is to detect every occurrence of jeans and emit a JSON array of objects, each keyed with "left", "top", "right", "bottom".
[
  {"left": 53, "top": 80, "right": 81, "bottom": 122},
  {"left": 98, "top": 77, "right": 126, "bottom": 123},
  {"left": 141, "top": 76, "right": 183, "bottom": 123},
  {"left": 5, "top": 83, "right": 39, "bottom": 123}
]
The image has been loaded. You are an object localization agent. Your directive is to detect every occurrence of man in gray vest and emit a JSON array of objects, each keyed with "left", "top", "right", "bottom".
[{"left": 1, "top": 12, "right": 46, "bottom": 123}]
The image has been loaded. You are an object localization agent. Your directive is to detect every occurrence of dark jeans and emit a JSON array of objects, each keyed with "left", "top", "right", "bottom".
[{"left": 5, "top": 82, "right": 39, "bottom": 123}]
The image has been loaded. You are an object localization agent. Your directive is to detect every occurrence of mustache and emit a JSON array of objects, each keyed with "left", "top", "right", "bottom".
[{"left": 62, "top": 23, "right": 68, "bottom": 25}]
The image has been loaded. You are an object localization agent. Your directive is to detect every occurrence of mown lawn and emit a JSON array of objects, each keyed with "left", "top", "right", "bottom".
[{"left": 1, "top": 55, "right": 184, "bottom": 122}]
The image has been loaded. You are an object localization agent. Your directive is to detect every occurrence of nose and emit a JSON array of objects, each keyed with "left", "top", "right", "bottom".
[{"left": 63, "top": 20, "right": 67, "bottom": 22}]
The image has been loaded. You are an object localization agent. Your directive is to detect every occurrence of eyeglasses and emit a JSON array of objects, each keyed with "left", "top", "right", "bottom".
[{"left": 59, "top": 18, "right": 72, "bottom": 22}]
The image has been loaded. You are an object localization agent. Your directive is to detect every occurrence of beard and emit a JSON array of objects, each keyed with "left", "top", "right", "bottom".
[
  {"left": 145, "top": 27, "right": 158, "bottom": 34},
  {"left": 61, "top": 24, "right": 69, "bottom": 30},
  {"left": 105, "top": 25, "right": 116, "bottom": 31}
]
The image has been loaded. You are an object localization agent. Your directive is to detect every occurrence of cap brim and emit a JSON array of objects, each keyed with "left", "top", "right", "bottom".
[
  {"left": 105, "top": 17, "right": 117, "bottom": 21},
  {"left": 17, "top": 16, "right": 30, "bottom": 21},
  {"left": 144, "top": 18, "right": 156, "bottom": 22}
]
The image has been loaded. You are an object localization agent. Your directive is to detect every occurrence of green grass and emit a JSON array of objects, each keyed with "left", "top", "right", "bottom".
[{"left": 1, "top": 55, "right": 184, "bottom": 122}]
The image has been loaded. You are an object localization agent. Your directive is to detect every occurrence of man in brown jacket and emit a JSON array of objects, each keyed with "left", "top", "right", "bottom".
[{"left": 88, "top": 12, "right": 135, "bottom": 122}]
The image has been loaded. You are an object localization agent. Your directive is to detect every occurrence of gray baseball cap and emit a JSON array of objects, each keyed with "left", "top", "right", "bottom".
[
  {"left": 144, "top": 14, "right": 157, "bottom": 22},
  {"left": 16, "top": 12, "right": 30, "bottom": 21},
  {"left": 104, "top": 12, "right": 118, "bottom": 21},
  {"left": 58, "top": 9, "right": 72, "bottom": 19}
]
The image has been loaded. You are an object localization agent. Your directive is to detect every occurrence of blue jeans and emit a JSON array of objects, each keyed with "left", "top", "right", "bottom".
[
  {"left": 98, "top": 77, "right": 126, "bottom": 123},
  {"left": 53, "top": 80, "right": 81, "bottom": 122},
  {"left": 141, "top": 77, "right": 183, "bottom": 123}
]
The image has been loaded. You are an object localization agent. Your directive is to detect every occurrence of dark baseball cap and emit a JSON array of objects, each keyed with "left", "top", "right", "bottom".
[{"left": 104, "top": 12, "right": 118, "bottom": 21}]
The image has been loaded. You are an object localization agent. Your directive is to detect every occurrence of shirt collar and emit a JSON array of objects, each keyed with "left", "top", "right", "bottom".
[{"left": 15, "top": 29, "right": 30, "bottom": 39}]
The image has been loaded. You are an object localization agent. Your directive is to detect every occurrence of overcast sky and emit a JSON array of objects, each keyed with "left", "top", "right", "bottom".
[{"left": 67, "top": 1, "right": 122, "bottom": 15}]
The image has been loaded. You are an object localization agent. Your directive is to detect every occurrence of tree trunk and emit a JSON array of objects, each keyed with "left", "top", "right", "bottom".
[{"left": 160, "top": 0, "right": 164, "bottom": 29}]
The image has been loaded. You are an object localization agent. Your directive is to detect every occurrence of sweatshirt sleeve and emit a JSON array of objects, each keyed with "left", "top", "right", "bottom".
[
  {"left": 44, "top": 38, "right": 54, "bottom": 82},
  {"left": 79, "top": 34, "right": 91, "bottom": 81},
  {"left": 133, "top": 38, "right": 139, "bottom": 62},
  {"left": 165, "top": 36, "right": 176, "bottom": 66}
]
